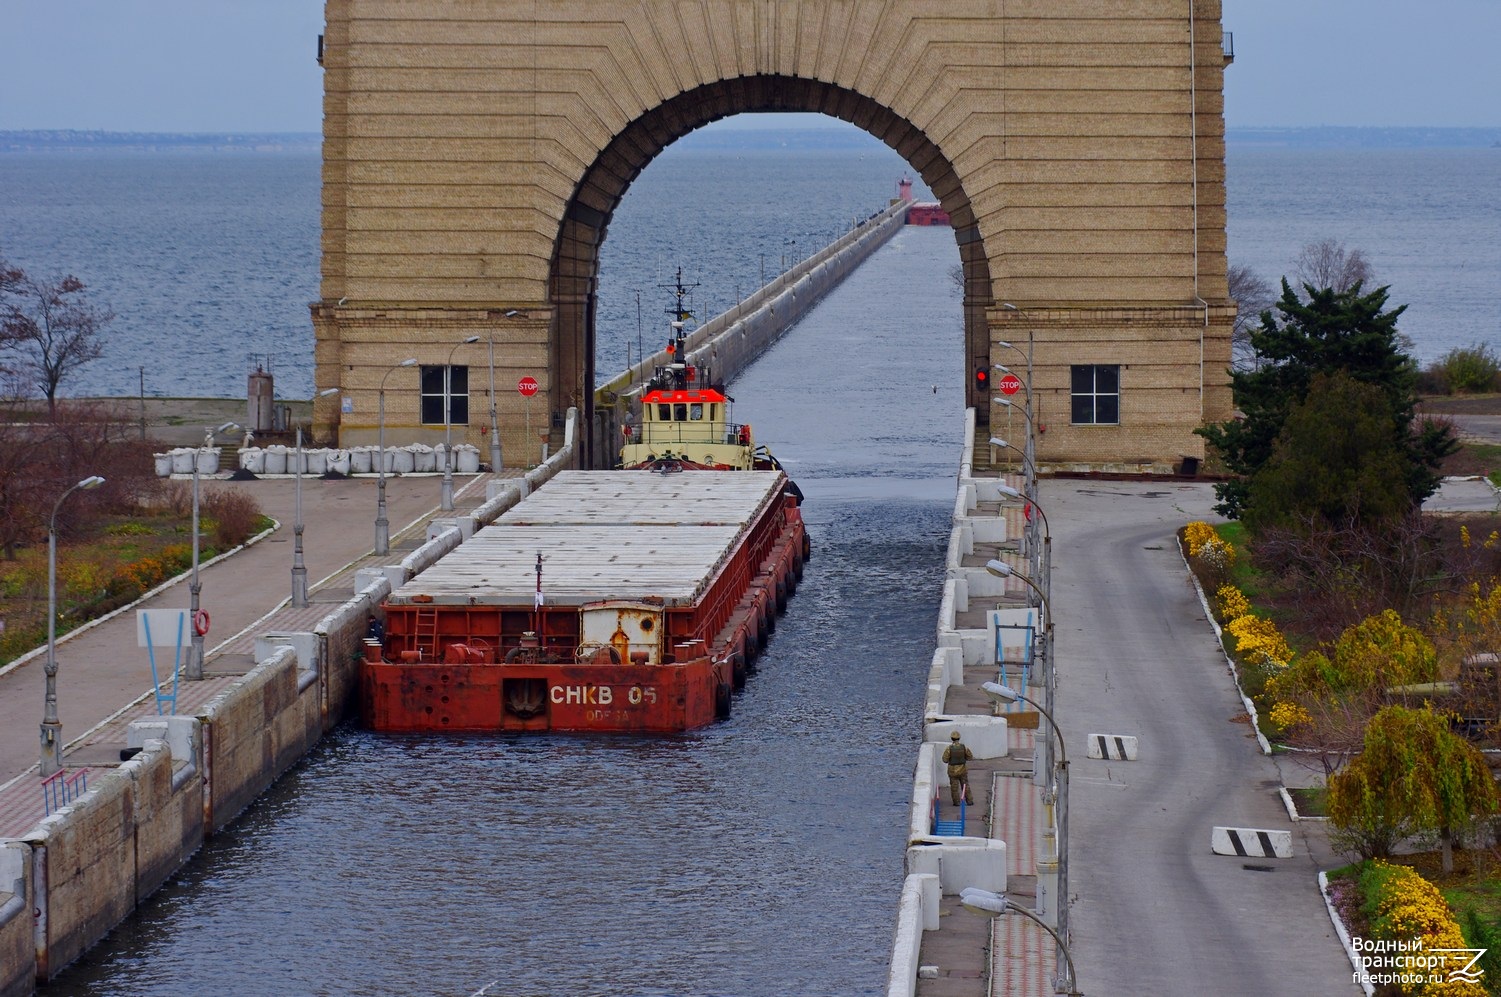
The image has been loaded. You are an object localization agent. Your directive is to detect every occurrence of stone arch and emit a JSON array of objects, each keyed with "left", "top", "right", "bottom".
[
  {"left": 313, "top": 0, "right": 1235, "bottom": 471},
  {"left": 550, "top": 77, "right": 991, "bottom": 466}
]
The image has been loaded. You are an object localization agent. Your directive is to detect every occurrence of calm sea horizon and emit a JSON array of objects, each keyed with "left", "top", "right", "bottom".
[{"left": 1, "top": 138, "right": 1496, "bottom": 401}]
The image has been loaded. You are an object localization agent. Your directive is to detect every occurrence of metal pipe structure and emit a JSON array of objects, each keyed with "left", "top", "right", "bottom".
[
  {"left": 489, "top": 309, "right": 523, "bottom": 473},
  {"left": 41, "top": 475, "right": 105, "bottom": 775},
  {"left": 375, "top": 358, "right": 418, "bottom": 555},
  {"left": 441, "top": 336, "right": 481, "bottom": 511},
  {"left": 293, "top": 388, "right": 341, "bottom": 608},
  {"left": 188, "top": 422, "right": 238, "bottom": 681}
]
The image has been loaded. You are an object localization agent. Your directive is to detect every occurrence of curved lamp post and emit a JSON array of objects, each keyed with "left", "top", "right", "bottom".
[
  {"left": 41, "top": 475, "right": 106, "bottom": 775},
  {"left": 441, "top": 335, "right": 481, "bottom": 511},
  {"left": 984, "top": 558, "right": 1049, "bottom": 629},
  {"left": 988, "top": 435, "right": 1037, "bottom": 487},
  {"left": 292, "top": 388, "right": 341, "bottom": 608},
  {"left": 960, "top": 887, "right": 1081, "bottom": 996},
  {"left": 187, "top": 422, "right": 238, "bottom": 681},
  {"left": 489, "top": 310, "right": 523, "bottom": 473},
  {"left": 375, "top": 358, "right": 418, "bottom": 555},
  {"left": 980, "top": 684, "right": 1072, "bottom": 991}
]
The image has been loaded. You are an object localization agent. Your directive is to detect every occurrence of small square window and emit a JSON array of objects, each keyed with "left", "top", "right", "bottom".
[
  {"left": 1070, "top": 365, "right": 1120, "bottom": 425},
  {"left": 420, "top": 365, "right": 470, "bottom": 426}
]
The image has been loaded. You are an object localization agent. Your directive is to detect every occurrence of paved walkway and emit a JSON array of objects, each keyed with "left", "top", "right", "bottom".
[{"left": 0, "top": 469, "right": 512, "bottom": 836}]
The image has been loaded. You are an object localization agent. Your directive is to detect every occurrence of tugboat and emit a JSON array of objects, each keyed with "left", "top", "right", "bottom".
[{"left": 618, "top": 271, "right": 795, "bottom": 492}]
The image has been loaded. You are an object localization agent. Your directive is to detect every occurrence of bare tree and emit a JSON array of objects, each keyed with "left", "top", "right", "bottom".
[
  {"left": 1227, "top": 263, "right": 1274, "bottom": 370},
  {"left": 0, "top": 258, "right": 111, "bottom": 418},
  {"left": 1292, "top": 238, "right": 1375, "bottom": 295},
  {"left": 947, "top": 262, "right": 964, "bottom": 294}
]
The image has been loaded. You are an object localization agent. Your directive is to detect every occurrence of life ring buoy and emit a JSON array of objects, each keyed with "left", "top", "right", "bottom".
[{"left": 193, "top": 610, "right": 210, "bottom": 636}]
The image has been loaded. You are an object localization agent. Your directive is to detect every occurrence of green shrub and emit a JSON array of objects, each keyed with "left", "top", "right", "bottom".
[{"left": 1438, "top": 343, "right": 1501, "bottom": 394}]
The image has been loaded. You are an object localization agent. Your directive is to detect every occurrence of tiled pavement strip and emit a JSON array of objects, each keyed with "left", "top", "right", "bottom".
[{"left": 0, "top": 470, "right": 507, "bottom": 839}]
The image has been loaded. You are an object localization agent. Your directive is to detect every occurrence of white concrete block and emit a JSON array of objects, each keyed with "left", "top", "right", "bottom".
[
  {"left": 1087, "top": 733, "right": 1139, "bottom": 760},
  {"left": 1212, "top": 826, "right": 1292, "bottom": 859}
]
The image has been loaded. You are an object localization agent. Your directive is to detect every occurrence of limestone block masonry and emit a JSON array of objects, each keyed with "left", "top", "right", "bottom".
[{"left": 313, "top": 0, "right": 1235, "bottom": 470}]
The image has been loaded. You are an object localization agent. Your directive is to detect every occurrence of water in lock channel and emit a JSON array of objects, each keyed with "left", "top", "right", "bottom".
[{"left": 43, "top": 226, "right": 964, "bottom": 997}]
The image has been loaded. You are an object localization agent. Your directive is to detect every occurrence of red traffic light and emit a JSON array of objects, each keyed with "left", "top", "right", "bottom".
[{"left": 974, "top": 367, "right": 989, "bottom": 389}]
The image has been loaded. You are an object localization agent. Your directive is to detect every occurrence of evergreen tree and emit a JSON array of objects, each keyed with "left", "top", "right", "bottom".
[{"left": 1197, "top": 279, "right": 1455, "bottom": 522}]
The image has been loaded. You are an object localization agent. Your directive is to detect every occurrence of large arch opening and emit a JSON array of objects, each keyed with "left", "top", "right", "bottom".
[{"left": 546, "top": 77, "right": 991, "bottom": 467}]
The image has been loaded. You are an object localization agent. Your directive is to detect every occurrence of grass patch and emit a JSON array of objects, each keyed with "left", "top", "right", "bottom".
[{"left": 1287, "top": 786, "right": 1327, "bottom": 818}]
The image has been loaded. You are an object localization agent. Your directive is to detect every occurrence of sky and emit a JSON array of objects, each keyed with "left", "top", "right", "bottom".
[{"left": 1, "top": 1, "right": 1498, "bottom": 133}]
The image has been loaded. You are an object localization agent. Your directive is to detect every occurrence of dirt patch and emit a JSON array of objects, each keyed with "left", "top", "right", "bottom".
[{"left": 1419, "top": 393, "right": 1501, "bottom": 416}]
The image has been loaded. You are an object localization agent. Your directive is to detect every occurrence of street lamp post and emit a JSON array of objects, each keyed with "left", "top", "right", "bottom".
[
  {"left": 441, "top": 336, "right": 481, "bottom": 511},
  {"left": 985, "top": 555, "right": 1057, "bottom": 795},
  {"left": 978, "top": 684, "right": 1073, "bottom": 994},
  {"left": 292, "top": 388, "right": 341, "bottom": 608},
  {"left": 960, "top": 887, "right": 1081, "bottom": 996},
  {"left": 41, "top": 475, "right": 105, "bottom": 776},
  {"left": 376, "top": 358, "right": 418, "bottom": 555},
  {"left": 188, "top": 422, "right": 238, "bottom": 681}
]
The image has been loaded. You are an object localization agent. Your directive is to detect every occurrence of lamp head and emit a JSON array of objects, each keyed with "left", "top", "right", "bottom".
[
  {"left": 984, "top": 558, "right": 1013, "bottom": 578},
  {"left": 79, "top": 475, "right": 105, "bottom": 490},
  {"left": 462, "top": 335, "right": 481, "bottom": 344},
  {"left": 992, "top": 364, "right": 1013, "bottom": 374},
  {"left": 318, "top": 387, "right": 341, "bottom": 397},
  {"left": 216, "top": 421, "right": 239, "bottom": 434},
  {"left": 998, "top": 484, "right": 1022, "bottom": 500},
  {"left": 988, "top": 437, "right": 1008, "bottom": 449},
  {"left": 959, "top": 887, "right": 1009, "bottom": 917},
  {"left": 398, "top": 357, "right": 418, "bottom": 367},
  {"left": 982, "top": 681, "right": 1019, "bottom": 705}
]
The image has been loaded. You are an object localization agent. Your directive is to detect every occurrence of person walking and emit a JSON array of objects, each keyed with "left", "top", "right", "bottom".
[{"left": 943, "top": 729, "right": 973, "bottom": 806}]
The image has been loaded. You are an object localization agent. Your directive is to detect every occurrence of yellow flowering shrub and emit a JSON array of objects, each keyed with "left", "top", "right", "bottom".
[
  {"left": 1268, "top": 701, "right": 1312, "bottom": 733},
  {"left": 1216, "top": 585, "right": 1251, "bottom": 623},
  {"left": 1358, "top": 861, "right": 1487, "bottom": 996},
  {"left": 1225, "top": 614, "right": 1293, "bottom": 669},
  {"left": 1183, "top": 521, "right": 1218, "bottom": 557}
]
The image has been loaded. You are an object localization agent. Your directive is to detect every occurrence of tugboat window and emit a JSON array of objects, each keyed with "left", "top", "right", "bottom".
[
  {"left": 674, "top": 404, "right": 688, "bottom": 421},
  {"left": 1070, "top": 364, "right": 1119, "bottom": 425},
  {"left": 658, "top": 404, "right": 671, "bottom": 421},
  {"left": 420, "top": 365, "right": 470, "bottom": 425},
  {"left": 689, "top": 403, "right": 703, "bottom": 420}
]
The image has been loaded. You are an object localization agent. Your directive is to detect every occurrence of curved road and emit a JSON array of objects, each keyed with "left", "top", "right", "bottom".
[{"left": 1047, "top": 481, "right": 1357, "bottom": 996}]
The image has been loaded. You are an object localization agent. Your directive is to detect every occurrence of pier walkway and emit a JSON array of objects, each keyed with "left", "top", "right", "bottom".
[{"left": 0, "top": 469, "right": 509, "bottom": 836}]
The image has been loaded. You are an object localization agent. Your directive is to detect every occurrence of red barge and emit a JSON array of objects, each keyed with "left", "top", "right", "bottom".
[{"left": 360, "top": 470, "right": 806, "bottom": 733}]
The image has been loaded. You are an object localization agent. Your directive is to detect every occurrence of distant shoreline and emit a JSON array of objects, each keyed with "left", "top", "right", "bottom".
[{"left": 3, "top": 125, "right": 1500, "bottom": 153}]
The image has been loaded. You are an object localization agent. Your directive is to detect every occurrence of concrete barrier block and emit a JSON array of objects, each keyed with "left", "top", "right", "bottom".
[
  {"left": 1212, "top": 826, "right": 1292, "bottom": 859},
  {"left": 927, "top": 717, "right": 1007, "bottom": 760},
  {"left": 1087, "top": 733, "right": 1139, "bottom": 760},
  {"left": 886, "top": 873, "right": 942, "bottom": 997},
  {"left": 905, "top": 838, "right": 1007, "bottom": 894}
]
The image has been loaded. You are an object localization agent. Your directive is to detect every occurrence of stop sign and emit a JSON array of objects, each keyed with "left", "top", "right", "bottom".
[
  {"left": 998, "top": 373, "right": 1023, "bottom": 396},
  {"left": 517, "top": 376, "right": 539, "bottom": 397}
]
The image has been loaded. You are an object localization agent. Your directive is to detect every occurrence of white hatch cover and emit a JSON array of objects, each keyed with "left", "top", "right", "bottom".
[{"left": 391, "top": 470, "right": 786, "bottom": 608}]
